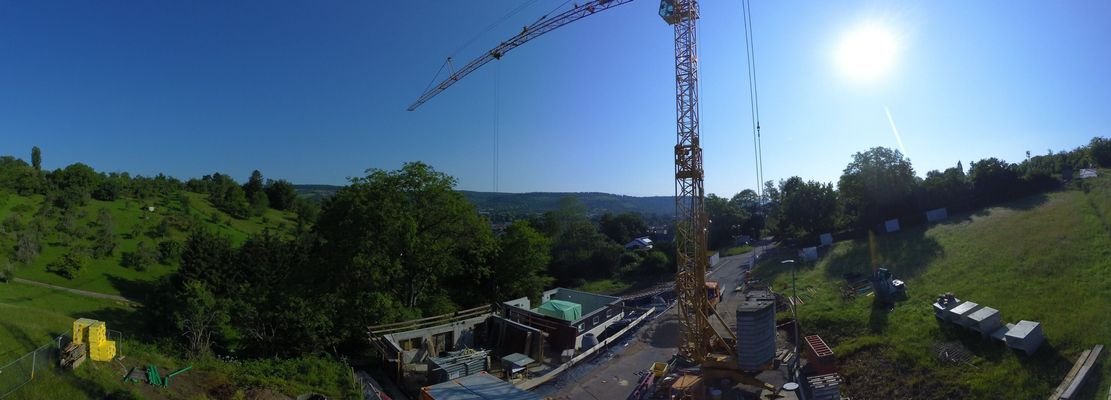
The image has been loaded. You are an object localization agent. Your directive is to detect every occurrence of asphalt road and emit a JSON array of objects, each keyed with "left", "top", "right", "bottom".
[{"left": 534, "top": 248, "right": 762, "bottom": 400}]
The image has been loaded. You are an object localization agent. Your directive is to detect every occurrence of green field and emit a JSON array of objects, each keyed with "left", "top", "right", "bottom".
[
  {"left": 754, "top": 171, "right": 1111, "bottom": 399},
  {"left": 0, "top": 191, "right": 296, "bottom": 298}
]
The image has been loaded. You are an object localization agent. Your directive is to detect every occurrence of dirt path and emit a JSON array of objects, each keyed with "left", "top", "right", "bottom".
[{"left": 13, "top": 278, "right": 142, "bottom": 305}]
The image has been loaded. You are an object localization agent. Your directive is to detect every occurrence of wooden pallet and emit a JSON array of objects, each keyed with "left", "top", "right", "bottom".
[{"left": 1050, "top": 344, "right": 1103, "bottom": 400}]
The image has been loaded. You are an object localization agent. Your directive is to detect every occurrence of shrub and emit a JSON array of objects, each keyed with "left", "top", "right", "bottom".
[{"left": 47, "top": 250, "right": 87, "bottom": 279}]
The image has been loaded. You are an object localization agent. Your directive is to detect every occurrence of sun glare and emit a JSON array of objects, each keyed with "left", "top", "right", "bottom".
[{"left": 836, "top": 23, "right": 899, "bottom": 82}]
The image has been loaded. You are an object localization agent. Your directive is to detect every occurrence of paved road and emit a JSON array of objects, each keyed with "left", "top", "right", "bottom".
[
  {"left": 13, "top": 277, "right": 141, "bottom": 305},
  {"left": 534, "top": 248, "right": 762, "bottom": 400}
]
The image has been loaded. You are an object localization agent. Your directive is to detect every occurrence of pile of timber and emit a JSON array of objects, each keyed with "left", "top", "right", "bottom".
[{"left": 59, "top": 342, "right": 87, "bottom": 369}]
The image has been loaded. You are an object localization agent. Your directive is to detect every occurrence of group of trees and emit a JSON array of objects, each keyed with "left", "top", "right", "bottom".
[
  {"left": 147, "top": 162, "right": 671, "bottom": 356},
  {"left": 704, "top": 136, "right": 1109, "bottom": 244},
  {"left": 0, "top": 147, "right": 318, "bottom": 281},
  {"left": 186, "top": 170, "right": 305, "bottom": 220}
]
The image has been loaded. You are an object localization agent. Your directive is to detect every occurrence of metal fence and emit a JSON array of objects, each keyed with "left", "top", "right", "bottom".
[{"left": 0, "top": 341, "right": 56, "bottom": 399}]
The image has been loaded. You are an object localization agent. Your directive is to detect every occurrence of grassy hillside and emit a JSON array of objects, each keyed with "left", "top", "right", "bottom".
[
  {"left": 0, "top": 190, "right": 296, "bottom": 298},
  {"left": 0, "top": 282, "right": 357, "bottom": 400},
  {"left": 754, "top": 170, "right": 1111, "bottom": 399}
]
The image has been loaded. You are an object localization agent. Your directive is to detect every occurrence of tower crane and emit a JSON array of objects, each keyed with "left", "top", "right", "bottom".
[{"left": 408, "top": 0, "right": 734, "bottom": 364}]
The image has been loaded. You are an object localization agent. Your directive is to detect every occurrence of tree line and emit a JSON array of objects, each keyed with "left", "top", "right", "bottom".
[
  {"left": 0, "top": 147, "right": 318, "bottom": 280},
  {"left": 705, "top": 136, "right": 1111, "bottom": 246},
  {"left": 143, "top": 162, "right": 673, "bottom": 357}
]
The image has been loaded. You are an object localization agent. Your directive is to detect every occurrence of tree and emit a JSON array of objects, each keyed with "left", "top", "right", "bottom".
[
  {"left": 51, "top": 163, "right": 100, "bottom": 195},
  {"left": 13, "top": 230, "right": 41, "bottom": 265},
  {"left": 969, "top": 157, "right": 1019, "bottom": 206},
  {"left": 175, "top": 280, "right": 229, "bottom": 355},
  {"left": 639, "top": 249, "right": 671, "bottom": 275},
  {"left": 243, "top": 170, "right": 265, "bottom": 206},
  {"left": 313, "top": 162, "right": 494, "bottom": 344},
  {"left": 264, "top": 179, "right": 298, "bottom": 211},
  {"left": 534, "top": 197, "right": 620, "bottom": 285},
  {"left": 838, "top": 147, "right": 918, "bottom": 229},
  {"left": 178, "top": 230, "right": 237, "bottom": 291},
  {"left": 221, "top": 185, "right": 251, "bottom": 219},
  {"left": 157, "top": 240, "right": 183, "bottom": 265},
  {"left": 0, "top": 157, "right": 41, "bottom": 195},
  {"left": 47, "top": 248, "right": 87, "bottom": 279},
  {"left": 31, "top": 146, "right": 41, "bottom": 171},
  {"left": 705, "top": 194, "right": 748, "bottom": 250},
  {"left": 292, "top": 197, "right": 319, "bottom": 232},
  {"left": 599, "top": 212, "right": 648, "bottom": 245},
  {"left": 730, "top": 189, "right": 764, "bottom": 238},
  {"left": 121, "top": 242, "right": 158, "bottom": 271},
  {"left": 491, "top": 221, "right": 553, "bottom": 303},
  {"left": 919, "top": 164, "right": 972, "bottom": 212},
  {"left": 92, "top": 177, "right": 122, "bottom": 201},
  {"left": 1090, "top": 136, "right": 1111, "bottom": 167},
  {"left": 249, "top": 191, "right": 269, "bottom": 217},
  {"left": 776, "top": 177, "right": 838, "bottom": 239}
]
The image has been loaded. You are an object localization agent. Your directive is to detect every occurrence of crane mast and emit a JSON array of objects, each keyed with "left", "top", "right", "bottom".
[
  {"left": 409, "top": 0, "right": 733, "bottom": 364},
  {"left": 665, "top": 0, "right": 708, "bottom": 363},
  {"left": 662, "top": 0, "right": 733, "bottom": 363}
]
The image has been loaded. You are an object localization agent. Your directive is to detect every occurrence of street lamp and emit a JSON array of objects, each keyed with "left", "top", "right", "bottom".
[{"left": 780, "top": 259, "right": 799, "bottom": 382}]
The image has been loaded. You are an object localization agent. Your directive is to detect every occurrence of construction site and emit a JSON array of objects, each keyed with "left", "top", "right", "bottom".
[
  {"left": 385, "top": 0, "right": 1109, "bottom": 398},
  {"left": 390, "top": 0, "right": 856, "bottom": 397}
]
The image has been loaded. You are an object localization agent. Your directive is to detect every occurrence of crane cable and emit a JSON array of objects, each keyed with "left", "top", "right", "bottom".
[
  {"left": 742, "top": 0, "right": 765, "bottom": 206},
  {"left": 493, "top": 63, "right": 500, "bottom": 193},
  {"left": 420, "top": 0, "right": 543, "bottom": 101}
]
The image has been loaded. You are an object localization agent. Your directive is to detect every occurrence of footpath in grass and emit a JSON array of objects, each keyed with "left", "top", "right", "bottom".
[{"left": 753, "top": 175, "right": 1111, "bottom": 399}]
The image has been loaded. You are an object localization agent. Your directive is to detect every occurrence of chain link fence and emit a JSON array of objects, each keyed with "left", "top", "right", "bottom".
[{"left": 0, "top": 340, "right": 58, "bottom": 399}]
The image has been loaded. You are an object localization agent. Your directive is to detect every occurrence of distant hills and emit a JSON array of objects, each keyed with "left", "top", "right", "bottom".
[{"left": 294, "top": 185, "right": 675, "bottom": 217}]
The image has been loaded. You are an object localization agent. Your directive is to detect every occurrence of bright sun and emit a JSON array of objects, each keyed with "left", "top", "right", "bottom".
[{"left": 836, "top": 23, "right": 898, "bottom": 81}]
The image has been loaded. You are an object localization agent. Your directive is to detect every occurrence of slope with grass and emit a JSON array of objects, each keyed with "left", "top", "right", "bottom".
[
  {"left": 0, "top": 281, "right": 359, "bottom": 400},
  {"left": 0, "top": 191, "right": 296, "bottom": 299},
  {"left": 753, "top": 171, "right": 1111, "bottom": 399}
]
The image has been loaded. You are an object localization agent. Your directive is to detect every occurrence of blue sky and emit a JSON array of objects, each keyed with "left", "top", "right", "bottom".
[{"left": 1, "top": 1, "right": 1108, "bottom": 196}]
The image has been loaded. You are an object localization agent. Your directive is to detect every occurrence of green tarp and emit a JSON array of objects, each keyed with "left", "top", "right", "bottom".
[{"left": 534, "top": 300, "right": 582, "bottom": 321}]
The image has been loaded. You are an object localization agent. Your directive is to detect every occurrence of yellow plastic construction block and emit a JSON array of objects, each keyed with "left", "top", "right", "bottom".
[
  {"left": 72, "top": 318, "right": 97, "bottom": 345},
  {"left": 88, "top": 321, "right": 107, "bottom": 345},
  {"left": 89, "top": 340, "right": 116, "bottom": 362},
  {"left": 72, "top": 318, "right": 116, "bottom": 361}
]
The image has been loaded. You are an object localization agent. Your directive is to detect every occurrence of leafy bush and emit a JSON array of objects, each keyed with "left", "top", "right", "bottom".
[
  {"left": 158, "top": 240, "right": 183, "bottom": 265},
  {"left": 0, "top": 262, "right": 13, "bottom": 282},
  {"left": 47, "top": 249, "right": 87, "bottom": 279},
  {"left": 121, "top": 242, "right": 159, "bottom": 271}
]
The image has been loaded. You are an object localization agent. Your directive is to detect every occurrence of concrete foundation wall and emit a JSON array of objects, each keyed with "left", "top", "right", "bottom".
[{"left": 385, "top": 314, "right": 489, "bottom": 358}]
